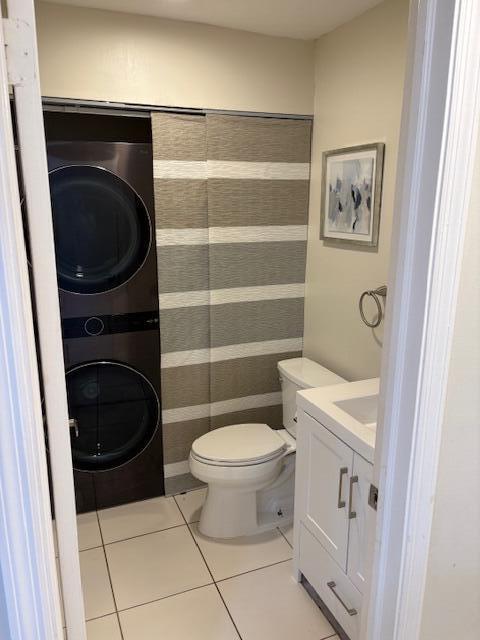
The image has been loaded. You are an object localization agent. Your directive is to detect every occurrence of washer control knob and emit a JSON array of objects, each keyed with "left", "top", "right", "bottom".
[{"left": 84, "top": 316, "right": 104, "bottom": 336}]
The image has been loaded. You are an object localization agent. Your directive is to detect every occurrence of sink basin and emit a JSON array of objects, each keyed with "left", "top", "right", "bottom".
[{"left": 334, "top": 394, "right": 378, "bottom": 429}]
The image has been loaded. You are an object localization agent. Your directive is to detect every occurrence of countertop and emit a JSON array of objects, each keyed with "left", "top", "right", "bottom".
[{"left": 297, "top": 378, "right": 379, "bottom": 463}]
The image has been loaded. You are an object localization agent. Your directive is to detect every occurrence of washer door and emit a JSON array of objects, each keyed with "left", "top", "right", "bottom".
[
  {"left": 67, "top": 361, "right": 159, "bottom": 471},
  {"left": 49, "top": 165, "right": 151, "bottom": 294}
]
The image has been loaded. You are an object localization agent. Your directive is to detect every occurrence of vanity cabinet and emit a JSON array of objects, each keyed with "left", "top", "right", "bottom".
[{"left": 294, "top": 409, "right": 373, "bottom": 640}]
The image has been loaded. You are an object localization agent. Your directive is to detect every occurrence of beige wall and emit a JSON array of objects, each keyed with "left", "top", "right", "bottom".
[
  {"left": 303, "top": 0, "right": 409, "bottom": 380},
  {"left": 35, "top": 2, "right": 314, "bottom": 114},
  {"left": 36, "top": 0, "right": 410, "bottom": 382},
  {"left": 419, "top": 134, "right": 480, "bottom": 640}
]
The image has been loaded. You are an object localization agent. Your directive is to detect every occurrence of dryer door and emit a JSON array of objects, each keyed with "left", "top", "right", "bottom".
[
  {"left": 66, "top": 361, "right": 159, "bottom": 471},
  {"left": 49, "top": 165, "right": 151, "bottom": 294}
]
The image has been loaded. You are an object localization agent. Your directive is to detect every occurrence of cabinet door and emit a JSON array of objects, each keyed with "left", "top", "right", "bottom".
[
  {"left": 347, "top": 453, "right": 374, "bottom": 593},
  {"left": 295, "top": 411, "right": 354, "bottom": 571}
]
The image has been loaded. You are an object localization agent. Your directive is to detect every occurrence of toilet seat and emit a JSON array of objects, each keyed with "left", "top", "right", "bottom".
[{"left": 191, "top": 423, "right": 287, "bottom": 467}]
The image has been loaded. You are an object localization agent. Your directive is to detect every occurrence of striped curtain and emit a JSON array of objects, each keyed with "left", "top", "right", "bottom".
[
  {"left": 152, "top": 113, "right": 210, "bottom": 470},
  {"left": 206, "top": 114, "right": 311, "bottom": 431},
  {"left": 152, "top": 113, "right": 311, "bottom": 473}
]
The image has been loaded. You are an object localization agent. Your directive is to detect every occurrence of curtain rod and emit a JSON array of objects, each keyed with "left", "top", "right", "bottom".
[{"left": 41, "top": 97, "right": 313, "bottom": 121}]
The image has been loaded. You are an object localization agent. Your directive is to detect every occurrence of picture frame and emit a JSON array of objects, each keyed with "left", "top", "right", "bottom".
[{"left": 320, "top": 142, "right": 385, "bottom": 247}]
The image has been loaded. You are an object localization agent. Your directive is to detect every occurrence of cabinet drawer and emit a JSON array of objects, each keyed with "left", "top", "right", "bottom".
[{"left": 299, "top": 523, "right": 362, "bottom": 640}]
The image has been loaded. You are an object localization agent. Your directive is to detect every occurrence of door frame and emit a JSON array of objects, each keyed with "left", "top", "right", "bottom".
[
  {"left": 1, "top": 0, "right": 87, "bottom": 639},
  {"left": 1, "top": 1, "right": 480, "bottom": 639},
  {"left": 363, "top": 0, "right": 480, "bottom": 638},
  {"left": 0, "top": 13, "right": 65, "bottom": 640}
]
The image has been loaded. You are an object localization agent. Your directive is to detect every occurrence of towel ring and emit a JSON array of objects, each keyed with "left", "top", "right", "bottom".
[{"left": 359, "top": 286, "right": 387, "bottom": 328}]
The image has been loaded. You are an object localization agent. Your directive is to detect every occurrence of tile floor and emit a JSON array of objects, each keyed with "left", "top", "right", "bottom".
[{"left": 58, "top": 488, "right": 339, "bottom": 640}]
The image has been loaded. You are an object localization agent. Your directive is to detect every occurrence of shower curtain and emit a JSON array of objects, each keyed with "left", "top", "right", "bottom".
[{"left": 152, "top": 112, "right": 312, "bottom": 472}]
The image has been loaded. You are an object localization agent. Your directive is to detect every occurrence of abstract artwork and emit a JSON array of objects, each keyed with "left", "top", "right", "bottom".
[{"left": 320, "top": 143, "right": 385, "bottom": 247}]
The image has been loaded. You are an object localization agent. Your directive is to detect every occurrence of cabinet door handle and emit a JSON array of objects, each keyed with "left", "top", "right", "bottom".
[
  {"left": 348, "top": 475, "right": 359, "bottom": 519},
  {"left": 337, "top": 467, "right": 348, "bottom": 508},
  {"left": 327, "top": 581, "right": 358, "bottom": 616}
]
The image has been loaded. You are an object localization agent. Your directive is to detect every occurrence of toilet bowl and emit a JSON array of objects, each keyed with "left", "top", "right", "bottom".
[{"left": 189, "top": 357, "right": 345, "bottom": 539}]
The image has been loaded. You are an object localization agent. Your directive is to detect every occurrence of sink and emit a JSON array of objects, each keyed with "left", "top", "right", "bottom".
[{"left": 334, "top": 394, "right": 378, "bottom": 429}]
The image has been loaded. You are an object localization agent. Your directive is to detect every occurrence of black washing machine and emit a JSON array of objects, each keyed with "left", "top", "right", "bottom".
[
  {"left": 47, "top": 141, "right": 164, "bottom": 512},
  {"left": 48, "top": 142, "right": 158, "bottom": 317}
]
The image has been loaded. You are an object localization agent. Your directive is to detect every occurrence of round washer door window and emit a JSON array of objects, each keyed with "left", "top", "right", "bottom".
[
  {"left": 50, "top": 165, "right": 151, "bottom": 294},
  {"left": 67, "top": 362, "right": 159, "bottom": 471}
]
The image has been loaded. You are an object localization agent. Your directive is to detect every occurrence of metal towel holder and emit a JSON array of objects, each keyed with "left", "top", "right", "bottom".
[{"left": 359, "top": 285, "right": 387, "bottom": 328}]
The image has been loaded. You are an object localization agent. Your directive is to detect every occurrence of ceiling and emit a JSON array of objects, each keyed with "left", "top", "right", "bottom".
[{"left": 46, "top": 0, "right": 384, "bottom": 40}]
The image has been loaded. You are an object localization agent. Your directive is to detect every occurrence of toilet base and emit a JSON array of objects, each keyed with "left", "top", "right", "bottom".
[{"left": 197, "top": 454, "right": 295, "bottom": 539}]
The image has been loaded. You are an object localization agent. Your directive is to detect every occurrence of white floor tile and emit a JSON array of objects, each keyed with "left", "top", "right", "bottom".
[
  {"left": 77, "top": 512, "right": 102, "bottom": 551},
  {"left": 105, "top": 525, "right": 212, "bottom": 610},
  {"left": 98, "top": 496, "right": 184, "bottom": 544},
  {"left": 80, "top": 547, "right": 115, "bottom": 620},
  {"left": 279, "top": 523, "right": 294, "bottom": 547},
  {"left": 54, "top": 512, "right": 102, "bottom": 554},
  {"left": 189, "top": 523, "right": 292, "bottom": 581},
  {"left": 86, "top": 614, "right": 122, "bottom": 640},
  {"left": 119, "top": 585, "right": 239, "bottom": 640},
  {"left": 174, "top": 488, "right": 207, "bottom": 523},
  {"left": 218, "top": 560, "right": 334, "bottom": 640}
]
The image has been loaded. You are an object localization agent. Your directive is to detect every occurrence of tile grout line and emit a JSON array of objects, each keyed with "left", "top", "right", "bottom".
[
  {"left": 102, "top": 521, "right": 187, "bottom": 548},
  {"left": 175, "top": 496, "right": 298, "bottom": 627},
  {"left": 214, "top": 557, "right": 292, "bottom": 584},
  {"left": 94, "top": 509, "right": 125, "bottom": 640},
  {"left": 212, "top": 583, "right": 243, "bottom": 640},
  {"left": 108, "top": 555, "right": 293, "bottom": 618},
  {"left": 179, "top": 499, "right": 336, "bottom": 637},
  {"left": 111, "top": 581, "right": 213, "bottom": 616},
  {"left": 174, "top": 494, "right": 244, "bottom": 640},
  {"left": 183, "top": 522, "right": 293, "bottom": 585},
  {"left": 277, "top": 525, "right": 293, "bottom": 549},
  {"left": 92, "top": 497, "right": 214, "bottom": 621},
  {"left": 78, "top": 544, "right": 334, "bottom": 639},
  {"left": 185, "top": 530, "right": 244, "bottom": 640},
  {"left": 90, "top": 491, "right": 328, "bottom": 639}
]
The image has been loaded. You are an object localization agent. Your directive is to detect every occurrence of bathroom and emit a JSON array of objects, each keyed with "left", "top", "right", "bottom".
[{"left": 1, "top": 1, "right": 479, "bottom": 640}]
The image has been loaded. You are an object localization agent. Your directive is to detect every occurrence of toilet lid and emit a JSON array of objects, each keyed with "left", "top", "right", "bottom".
[{"left": 191, "top": 423, "right": 286, "bottom": 465}]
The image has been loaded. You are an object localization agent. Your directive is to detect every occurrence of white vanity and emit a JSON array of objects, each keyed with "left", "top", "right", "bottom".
[{"left": 293, "top": 378, "right": 379, "bottom": 640}]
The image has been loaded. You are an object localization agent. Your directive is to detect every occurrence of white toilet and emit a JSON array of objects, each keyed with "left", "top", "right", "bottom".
[{"left": 189, "top": 357, "right": 345, "bottom": 538}]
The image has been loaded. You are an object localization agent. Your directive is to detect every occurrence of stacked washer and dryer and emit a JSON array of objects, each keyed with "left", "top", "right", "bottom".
[{"left": 47, "top": 140, "right": 163, "bottom": 512}]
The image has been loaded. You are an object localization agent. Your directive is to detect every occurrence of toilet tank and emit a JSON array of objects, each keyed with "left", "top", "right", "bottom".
[{"left": 278, "top": 357, "right": 346, "bottom": 438}]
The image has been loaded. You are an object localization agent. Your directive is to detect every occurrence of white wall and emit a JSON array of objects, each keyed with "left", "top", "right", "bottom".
[
  {"left": 419, "top": 133, "right": 480, "bottom": 640},
  {"left": 303, "top": 0, "right": 409, "bottom": 381},
  {"left": 35, "top": 2, "right": 314, "bottom": 114}
]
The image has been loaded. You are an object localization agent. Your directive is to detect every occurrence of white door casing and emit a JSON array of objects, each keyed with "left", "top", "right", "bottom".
[
  {"left": 0, "top": 10, "right": 64, "bottom": 640},
  {"left": 3, "top": 0, "right": 87, "bottom": 638},
  {"left": 363, "top": 1, "right": 480, "bottom": 639}
]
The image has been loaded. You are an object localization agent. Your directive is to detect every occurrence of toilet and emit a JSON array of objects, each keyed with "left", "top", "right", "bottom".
[{"left": 189, "top": 357, "right": 345, "bottom": 538}]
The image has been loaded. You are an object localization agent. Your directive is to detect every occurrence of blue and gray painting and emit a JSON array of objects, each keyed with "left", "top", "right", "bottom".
[{"left": 327, "top": 157, "right": 373, "bottom": 235}]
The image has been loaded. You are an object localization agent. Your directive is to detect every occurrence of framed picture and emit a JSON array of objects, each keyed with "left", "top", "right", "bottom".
[{"left": 320, "top": 142, "right": 385, "bottom": 247}]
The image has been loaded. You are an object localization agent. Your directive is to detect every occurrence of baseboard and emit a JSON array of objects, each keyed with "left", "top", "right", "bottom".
[{"left": 164, "top": 460, "right": 190, "bottom": 478}]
